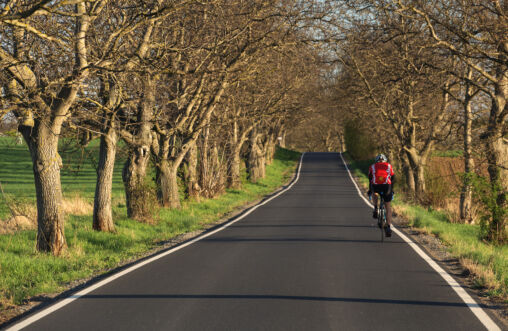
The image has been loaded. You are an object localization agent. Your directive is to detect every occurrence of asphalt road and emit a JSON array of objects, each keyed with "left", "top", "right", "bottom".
[{"left": 7, "top": 153, "right": 498, "bottom": 330}]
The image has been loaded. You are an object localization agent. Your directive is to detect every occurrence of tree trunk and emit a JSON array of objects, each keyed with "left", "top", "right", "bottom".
[
  {"left": 338, "top": 131, "right": 345, "bottom": 153},
  {"left": 185, "top": 142, "right": 200, "bottom": 198},
  {"left": 279, "top": 131, "right": 286, "bottom": 148},
  {"left": 484, "top": 97, "right": 507, "bottom": 241},
  {"left": 460, "top": 79, "right": 474, "bottom": 223},
  {"left": 93, "top": 128, "right": 117, "bottom": 232},
  {"left": 156, "top": 159, "right": 181, "bottom": 208},
  {"left": 483, "top": 47, "right": 508, "bottom": 242},
  {"left": 122, "top": 145, "right": 150, "bottom": 220},
  {"left": 413, "top": 164, "right": 426, "bottom": 202},
  {"left": 248, "top": 130, "right": 266, "bottom": 183},
  {"left": 399, "top": 151, "right": 415, "bottom": 197},
  {"left": 227, "top": 148, "right": 242, "bottom": 189},
  {"left": 265, "top": 137, "right": 276, "bottom": 165},
  {"left": 199, "top": 127, "right": 210, "bottom": 190},
  {"left": 226, "top": 120, "right": 243, "bottom": 189},
  {"left": 21, "top": 124, "right": 66, "bottom": 255},
  {"left": 122, "top": 75, "right": 155, "bottom": 220},
  {"left": 405, "top": 164, "right": 415, "bottom": 196},
  {"left": 406, "top": 149, "right": 427, "bottom": 202},
  {"left": 485, "top": 135, "right": 508, "bottom": 242}
]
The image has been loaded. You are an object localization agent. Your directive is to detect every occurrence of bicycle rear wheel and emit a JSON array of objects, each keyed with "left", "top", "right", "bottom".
[{"left": 378, "top": 207, "right": 385, "bottom": 242}]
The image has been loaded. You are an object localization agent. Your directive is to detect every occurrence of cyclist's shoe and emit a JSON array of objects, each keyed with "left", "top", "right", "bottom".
[
  {"left": 372, "top": 208, "right": 378, "bottom": 219},
  {"left": 385, "top": 226, "right": 392, "bottom": 237}
]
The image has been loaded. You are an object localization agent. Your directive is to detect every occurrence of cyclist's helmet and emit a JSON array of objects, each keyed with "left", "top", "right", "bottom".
[{"left": 375, "top": 153, "right": 387, "bottom": 163}]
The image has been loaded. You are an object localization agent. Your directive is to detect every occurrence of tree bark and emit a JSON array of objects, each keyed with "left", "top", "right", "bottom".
[
  {"left": 279, "top": 131, "right": 287, "bottom": 148},
  {"left": 265, "top": 138, "right": 276, "bottom": 165},
  {"left": 20, "top": 124, "right": 66, "bottom": 255},
  {"left": 484, "top": 93, "right": 508, "bottom": 242},
  {"left": 248, "top": 129, "right": 266, "bottom": 183},
  {"left": 199, "top": 126, "right": 210, "bottom": 191},
  {"left": 228, "top": 149, "right": 242, "bottom": 189},
  {"left": 460, "top": 75, "right": 475, "bottom": 223},
  {"left": 184, "top": 141, "right": 200, "bottom": 198},
  {"left": 405, "top": 147, "right": 430, "bottom": 202},
  {"left": 93, "top": 127, "right": 117, "bottom": 232},
  {"left": 485, "top": 134, "right": 508, "bottom": 241},
  {"left": 404, "top": 162, "right": 416, "bottom": 197},
  {"left": 155, "top": 159, "right": 181, "bottom": 208},
  {"left": 122, "top": 145, "right": 151, "bottom": 220},
  {"left": 226, "top": 119, "right": 247, "bottom": 189}
]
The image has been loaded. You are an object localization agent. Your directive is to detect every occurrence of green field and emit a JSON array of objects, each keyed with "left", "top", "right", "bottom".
[
  {"left": 0, "top": 137, "right": 126, "bottom": 218},
  {"left": 0, "top": 137, "right": 300, "bottom": 307}
]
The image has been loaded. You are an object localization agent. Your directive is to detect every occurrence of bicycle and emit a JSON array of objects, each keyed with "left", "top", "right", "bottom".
[{"left": 369, "top": 192, "right": 387, "bottom": 242}]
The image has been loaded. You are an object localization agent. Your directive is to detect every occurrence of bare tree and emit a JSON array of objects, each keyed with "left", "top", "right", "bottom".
[
  {"left": 334, "top": 5, "right": 457, "bottom": 201},
  {"left": 0, "top": 1, "right": 105, "bottom": 254},
  {"left": 401, "top": 0, "right": 507, "bottom": 240}
]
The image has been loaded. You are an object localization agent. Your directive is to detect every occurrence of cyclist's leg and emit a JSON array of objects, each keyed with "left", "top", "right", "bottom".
[
  {"left": 372, "top": 193, "right": 379, "bottom": 218},
  {"left": 383, "top": 186, "right": 394, "bottom": 226},
  {"left": 385, "top": 201, "right": 392, "bottom": 226}
]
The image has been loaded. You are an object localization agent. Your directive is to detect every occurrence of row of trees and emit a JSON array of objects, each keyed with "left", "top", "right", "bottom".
[
  {"left": 0, "top": 0, "right": 323, "bottom": 255},
  {"left": 2, "top": 0, "right": 504, "bottom": 250},
  {"left": 321, "top": 0, "right": 507, "bottom": 242}
]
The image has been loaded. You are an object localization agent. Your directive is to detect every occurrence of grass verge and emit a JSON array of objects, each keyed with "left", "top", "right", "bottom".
[
  {"left": 0, "top": 142, "right": 300, "bottom": 309},
  {"left": 342, "top": 152, "right": 508, "bottom": 302}
]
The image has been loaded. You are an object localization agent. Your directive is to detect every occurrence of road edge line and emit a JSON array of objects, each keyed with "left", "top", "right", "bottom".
[
  {"left": 7, "top": 153, "right": 306, "bottom": 331},
  {"left": 339, "top": 152, "right": 500, "bottom": 331}
]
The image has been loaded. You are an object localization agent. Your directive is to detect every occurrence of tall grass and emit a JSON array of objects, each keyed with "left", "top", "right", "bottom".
[{"left": 0, "top": 139, "right": 300, "bottom": 308}]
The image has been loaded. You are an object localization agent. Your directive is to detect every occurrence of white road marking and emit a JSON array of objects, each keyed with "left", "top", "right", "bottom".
[
  {"left": 7, "top": 154, "right": 306, "bottom": 331},
  {"left": 339, "top": 153, "right": 501, "bottom": 331}
]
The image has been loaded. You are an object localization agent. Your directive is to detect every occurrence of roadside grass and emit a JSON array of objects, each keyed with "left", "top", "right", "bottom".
[
  {"left": 0, "top": 138, "right": 300, "bottom": 308},
  {"left": 342, "top": 152, "right": 508, "bottom": 301}
]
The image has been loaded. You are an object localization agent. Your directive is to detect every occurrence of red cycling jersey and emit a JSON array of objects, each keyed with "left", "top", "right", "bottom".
[{"left": 368, "top": 162, "right": 394, "bottom": 185}]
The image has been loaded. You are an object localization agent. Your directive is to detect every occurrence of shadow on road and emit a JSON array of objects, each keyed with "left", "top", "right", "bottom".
[
  {"left": 202, "top": 237, "right": 406, "bottom": 244},
  {"left": 74, "top": 294, "right": 477, "bottom": 308}
]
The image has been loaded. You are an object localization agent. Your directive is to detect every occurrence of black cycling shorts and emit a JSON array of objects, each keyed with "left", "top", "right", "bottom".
[{"left": 372, "top": 184, "right": 393, "bottom": 202}]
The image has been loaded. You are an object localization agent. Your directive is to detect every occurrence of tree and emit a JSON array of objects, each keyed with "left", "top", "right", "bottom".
[
  {"left": 334, "top": 4, "right": 457, "bottom": 201},
  {"left": 0, "top": 1, "right": 105, "bottom": 254},
  {"left": 402, "top": 0, "right": 507, "bottom": 241}
]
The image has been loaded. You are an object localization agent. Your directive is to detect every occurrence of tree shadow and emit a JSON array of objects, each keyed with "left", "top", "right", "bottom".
[{"left": 74, "top": 293, "right": 477, "bottom": 308}]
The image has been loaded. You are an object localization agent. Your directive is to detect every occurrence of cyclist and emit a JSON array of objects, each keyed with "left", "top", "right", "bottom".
[{"left": 367, "top": 154, "right": 395, "bottom": 237}]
